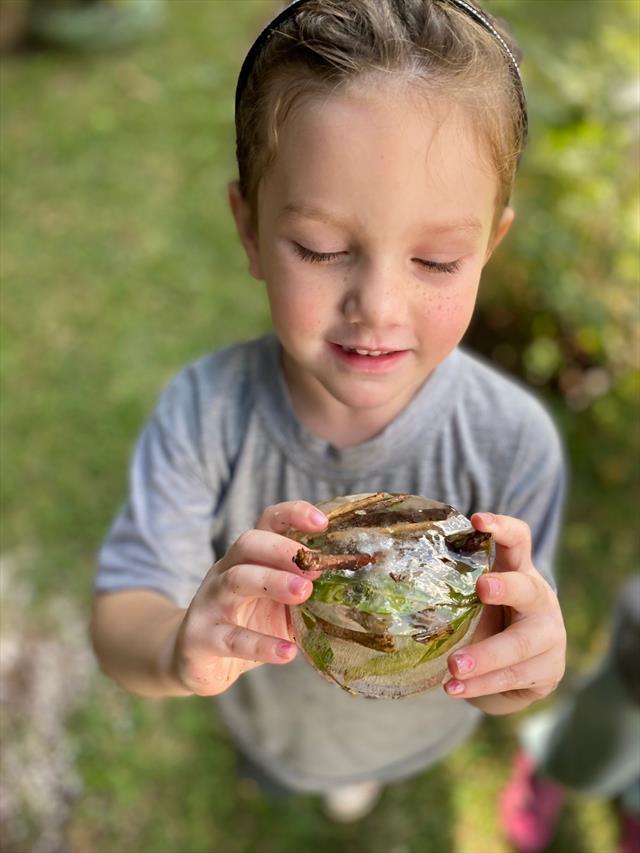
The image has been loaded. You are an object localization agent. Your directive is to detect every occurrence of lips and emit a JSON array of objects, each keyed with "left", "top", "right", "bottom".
[
  {"left": 339, "top": 345, "right": 394, "bottom": 357},
  {"left": 328, "top": 342, "right": 409, "bottom": 373}
]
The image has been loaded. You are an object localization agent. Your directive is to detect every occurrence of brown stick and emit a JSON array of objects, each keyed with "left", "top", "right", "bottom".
[
  {"left": 327, "top": 519, "right": 443, "bottom": 539},
  {"left": 412, "top": 623, "right": 455, "bottom": 645},
  {"left": 293, "top": 549, "right": 375, "bottom": 572},
  {"left": 313, "top": 613, "right": 396, "bottom": 653},
  {"left": 324, "top": 492, "right": 390, "bottom": 522},
  {"left": 446, "top": 529, "right": 492, "bottom": 554},
  {"left": 324, "top": 492, "right": 410, "bottom": 524}
]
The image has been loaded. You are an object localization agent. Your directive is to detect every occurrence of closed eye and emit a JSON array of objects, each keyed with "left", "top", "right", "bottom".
[
  {"left": 293, "top": 243, "right": 461, "bottom": 274},
  {"left": 292, "top": 243, "right": 345, "bottom": 264},
  {"left": 414, "top": 258, "right": 462, "bottom": 275}
]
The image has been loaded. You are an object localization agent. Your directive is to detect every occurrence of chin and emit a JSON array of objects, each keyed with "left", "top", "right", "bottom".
[{"left": 323, "top": 378, "right": 412, "bottom": 412}]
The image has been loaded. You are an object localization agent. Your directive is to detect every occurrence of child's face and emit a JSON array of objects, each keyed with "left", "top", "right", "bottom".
[{"left": 231, "top": 83, "right": 513, "bottom": 430}]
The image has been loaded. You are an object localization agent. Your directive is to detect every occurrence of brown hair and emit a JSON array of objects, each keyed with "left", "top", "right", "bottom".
[{"left": 235, "top": 0, "right": 526, "bottom": 227}]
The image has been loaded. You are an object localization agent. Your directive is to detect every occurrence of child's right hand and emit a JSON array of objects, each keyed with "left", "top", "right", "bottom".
[{"left": 169, "top": 500, "right": 327, "bottom": 696}]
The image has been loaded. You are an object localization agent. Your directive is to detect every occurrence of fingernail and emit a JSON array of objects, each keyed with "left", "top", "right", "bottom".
[
  {"left": 310, "top": 509, "right": 328, "bottom": 527},
  {"left": 276, "top": 641, "right": 295, "bottom": 659},
  {"left": 452, "top": 654, "right": 475, "bottom": 675},
  {"left": 477, "top": 512, "right": 496, "bottom": 526},
  {"left": 289, "top": 576, "right": 311, "bottom": 596},
  {"left": 446, "top": 679, "right": 465, "bottom": 695},
  {"left": 486, "top": 577, "right": 502, "bottom": 597}
]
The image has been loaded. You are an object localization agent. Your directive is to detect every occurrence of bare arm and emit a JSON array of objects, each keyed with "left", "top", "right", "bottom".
[{"left": 91, "top": 589, "right": 191, "bottom": 697}]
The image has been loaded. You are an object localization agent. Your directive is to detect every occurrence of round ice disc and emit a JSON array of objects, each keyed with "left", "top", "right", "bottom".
[{"left": 289, "top": 492, "right": 494, "bottom": 699}]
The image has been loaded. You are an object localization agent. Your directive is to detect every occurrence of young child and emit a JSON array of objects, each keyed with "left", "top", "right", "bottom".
[{"left": 92, "top": 0, "right": 567, "bottom": 820}]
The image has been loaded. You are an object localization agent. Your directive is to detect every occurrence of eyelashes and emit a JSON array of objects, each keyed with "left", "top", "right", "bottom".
[
  {"left": 292, "top": 243, "right": 343, "bottom": 264},
  {"left": 292, "top": 243, "right": 461, "bottom": 275},
  {"left": 414, "top": 258, "right": 462, "bottom": 275}
]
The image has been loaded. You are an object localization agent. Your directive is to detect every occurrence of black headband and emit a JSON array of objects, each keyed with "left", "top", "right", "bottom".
[{"left": 234, "top": 0, "right": 527, "bottom": 141}]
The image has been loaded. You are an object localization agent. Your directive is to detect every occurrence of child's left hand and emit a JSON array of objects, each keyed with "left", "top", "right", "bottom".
[{"left": 444, "top": 512, "right": 566, "bottom": 715}]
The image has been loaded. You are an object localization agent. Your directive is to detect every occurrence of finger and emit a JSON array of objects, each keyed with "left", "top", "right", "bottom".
[
  {"left": 471, "top": 513, "right": 534, "bottom": 574},
  {"left": 448, "top": 615, "right": 556, "bottom": 680},
  {"left": 444, "top": 649, "right": 564, "bottom": 699},
  {"left": 466, "top": 601, "right": 506, "bottom": 645},
  {"left": 215, "top": 564, "right": 313, "bottom": 611},
  {"left": 475, "top": 570, "right": 552, "bottom": 616},
  {"left": 256, "top": 500, "right": 328, "bottom": 535},
  {"left": 224, "top": 528, "right": 317, "bottom": 577},
  {"left": 210, "top": 622, "right": 298, "bottom": 665}
]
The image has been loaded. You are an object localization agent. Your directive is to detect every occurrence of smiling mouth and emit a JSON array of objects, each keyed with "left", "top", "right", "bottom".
[
  {"left": 339, "top": 345, "right": 399, "bottom": 357},
  {"left": 328, "top": 342, "right": 409, "bottom": 372}
]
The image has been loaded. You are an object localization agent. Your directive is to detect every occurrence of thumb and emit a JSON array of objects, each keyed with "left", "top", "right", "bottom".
[
  {"left": 471, "top": 512, "right": 535, "bottom": 575},
  {"left": 256, "top": 500, "right": 328, "bottom": 536}
]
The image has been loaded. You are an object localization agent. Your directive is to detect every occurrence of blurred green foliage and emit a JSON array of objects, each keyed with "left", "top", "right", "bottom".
[
  {"left": 480, "top": 0, "right": 638, "bottom": 459},
  {"left": 472, "top": 0, "right": 639, "bottom": 650}
]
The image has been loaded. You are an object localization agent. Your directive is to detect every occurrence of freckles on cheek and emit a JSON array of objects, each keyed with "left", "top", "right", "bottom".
[{"left": 422, "top": 290, "right": 476, "bottom": 339}]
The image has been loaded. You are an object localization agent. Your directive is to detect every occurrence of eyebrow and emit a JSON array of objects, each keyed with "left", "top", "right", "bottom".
[{"left": 282, "top": 203, "right": 483, "bottom": 235}]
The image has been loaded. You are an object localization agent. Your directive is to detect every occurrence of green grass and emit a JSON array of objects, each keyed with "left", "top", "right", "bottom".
[
  {"left": 1, "top": 1, "right": 273, "bottom": 554},
  {"left": 1, "top": 2, "right": 631, "bottom": 851}
]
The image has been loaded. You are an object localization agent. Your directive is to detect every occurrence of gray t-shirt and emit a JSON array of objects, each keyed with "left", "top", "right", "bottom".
[{"left": 96, "top": 334, "right": 566, "bottom": 792}]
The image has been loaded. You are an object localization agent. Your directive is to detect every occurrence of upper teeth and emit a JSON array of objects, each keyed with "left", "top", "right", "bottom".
[{"left": 343, "top": 346, "right": 385, "bottom": 356}]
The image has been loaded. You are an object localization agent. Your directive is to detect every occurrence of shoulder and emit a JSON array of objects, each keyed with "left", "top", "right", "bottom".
[
  {"left": 155, "top": 336, "right": 266, "bottom": 424},
  {"left": 446, "top": 351, "right": 566, "bottom": 578},
  {"left": 453, "top": 349, "right": 566, "bottom": 534},
  {"left": 147, "top": 335, "right": 271, "bottom": 468},
  {"left": 454, "top": 348, "right": 562, "bottom": 458}
]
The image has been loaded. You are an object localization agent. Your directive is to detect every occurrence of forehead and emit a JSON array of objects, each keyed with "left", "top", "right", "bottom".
[{"left": 259, "top": 82, "right": 498, "bottom": 241}]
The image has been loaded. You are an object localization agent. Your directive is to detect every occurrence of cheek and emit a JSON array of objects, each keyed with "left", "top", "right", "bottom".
[
  {"left": 418, "top": 284, "right": 478, "bottom": 341},
  {"left": 266, "top": 276, "right": 331, "bottom": 336}
]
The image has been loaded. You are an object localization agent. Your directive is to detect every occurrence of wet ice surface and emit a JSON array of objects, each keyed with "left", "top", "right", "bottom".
[
  {"left": 345, "top": 527, "right": 485, "bottom": 624},
  {"left": 290, "top": 493, "right": 493, "bottom": 698}
]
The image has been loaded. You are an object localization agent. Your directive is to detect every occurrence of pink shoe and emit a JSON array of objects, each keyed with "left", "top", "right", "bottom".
[
  {"left": 499, "top": 751, "right": 566, "bottom": 853},
  {"left": 618, "top": 809, "right": 640, "bottom": 853}
]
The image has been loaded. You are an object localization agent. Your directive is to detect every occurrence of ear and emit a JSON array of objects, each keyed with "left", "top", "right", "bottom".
[
  {"left": 483, "top": 206, "right": 515, "bottom": 265},
  {"left": 227, "top": 181, "right": 263, "bottom": 280}
]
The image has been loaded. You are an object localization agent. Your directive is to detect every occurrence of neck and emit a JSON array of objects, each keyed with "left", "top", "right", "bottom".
[{"left": 294, "top": 400, "right": 394, "bottom": 449}]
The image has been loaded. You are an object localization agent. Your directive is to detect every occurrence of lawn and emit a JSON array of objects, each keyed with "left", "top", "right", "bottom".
[{"left": 1, "top": 2, "right": 634, "bottom": 851}]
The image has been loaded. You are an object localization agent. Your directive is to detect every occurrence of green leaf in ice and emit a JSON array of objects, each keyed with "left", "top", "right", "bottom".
[
  {"left": 342, "top": 606, "right": 479, "bottom": 682},
  {"left": 444, "top": 584, "right": 481, "bottom": 609},
  {"left": 298, "top": 534, "right": 328, "bottom": 549},
  {"left": 300, "top": 608, "right": 316, "bottom": 630},
  {"left": 299, "top": 608, "right": 334, "bottom": 674},
  {"left": 309, "top": 572, "right": 482, "bottom": 620},
  {"left": 309, "top": 572, "right": 434, "bottom": 616},
  {"left": 342, "top": 639, "right": 433, "bottom": 681},
  {"left": 416, "top": 607, "right": 479, "bottom": 661}
]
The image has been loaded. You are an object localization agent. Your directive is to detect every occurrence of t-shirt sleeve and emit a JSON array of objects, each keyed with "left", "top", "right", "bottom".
[
  {"left": 495, "top": 403, "right": 567, "bottom": 588},
  {"left": 95, "top": 367, "right": 219, "bottom": 609}
]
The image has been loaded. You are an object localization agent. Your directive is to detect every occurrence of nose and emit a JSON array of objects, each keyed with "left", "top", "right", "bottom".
[{"left": 341, "top": 257, "right": 406, "bottom": 330}]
